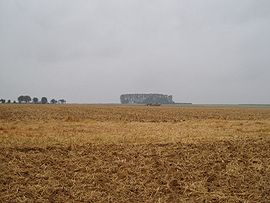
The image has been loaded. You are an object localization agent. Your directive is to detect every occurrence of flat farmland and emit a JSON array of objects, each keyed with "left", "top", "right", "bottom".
[{"left": 0, "top": 104, "right": 270, "bottom": 202}]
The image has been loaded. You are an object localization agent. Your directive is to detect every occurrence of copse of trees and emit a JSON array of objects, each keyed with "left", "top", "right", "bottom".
[
  {"left": 0, "top": 99, "right": 17, "bottom": 104},
  {"left": 18, "top": 95, "right": 31, "bottom": 103},
  {"left": 0, "top": 96, "right": 67, "bottom": 104}
]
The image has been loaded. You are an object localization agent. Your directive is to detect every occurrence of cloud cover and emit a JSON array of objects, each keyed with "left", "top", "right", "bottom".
[{"left": 0, "top": 0, "right": 270, "bottom": 103}]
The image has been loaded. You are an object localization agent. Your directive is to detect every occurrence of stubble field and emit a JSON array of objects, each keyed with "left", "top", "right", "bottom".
[{"left": 0, "top": 104, "right": 270, "bottom": 202}]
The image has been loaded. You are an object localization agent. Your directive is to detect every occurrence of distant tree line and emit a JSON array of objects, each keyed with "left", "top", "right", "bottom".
[
  {"left": 0, "top": 96, "right": 66, "bottom": 104},
  {"left": 0, "top": 99, "right": 12, "bottom": 104},
  {"left": 120, "top": 94, "right": 175, "bottom": 104}
]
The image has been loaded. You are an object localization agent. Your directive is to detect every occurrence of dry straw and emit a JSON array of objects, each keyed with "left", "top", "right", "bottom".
[{"left": 0, "top": 104, "right": 269, "bottom": 202}]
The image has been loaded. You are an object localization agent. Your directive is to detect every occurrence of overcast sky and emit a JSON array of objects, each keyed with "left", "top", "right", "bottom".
[{"left": 0, "top": 0, "right": 270, "bottom": 104}]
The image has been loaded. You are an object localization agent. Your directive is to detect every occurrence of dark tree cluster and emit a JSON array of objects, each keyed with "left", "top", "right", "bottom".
[
  {"left": 25, "top": 96, "right": 66, "bottom": 104},
  {"left": 0, "top": 96, "right": 66, "bottom": 104},
  {"left": 120, "top": 94, "right": 175, "bottom": 104},
  {"left": 0, "top": 99, "right": 15, "bottom": 104},
  {"left": 18, "top": 95, "right": 32, "bottom": 103},
  {"left": 0, "top": 99, "right": 5, "bottom": 103}
]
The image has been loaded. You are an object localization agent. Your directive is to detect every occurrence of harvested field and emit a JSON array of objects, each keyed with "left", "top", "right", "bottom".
[{"left": 0, "top": 104, "right": 270, "bottom": 202}]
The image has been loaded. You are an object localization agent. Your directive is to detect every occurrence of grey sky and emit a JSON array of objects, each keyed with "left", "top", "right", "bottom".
[{"left": 0, "top": 0, "right": 270, "bottom": 104}]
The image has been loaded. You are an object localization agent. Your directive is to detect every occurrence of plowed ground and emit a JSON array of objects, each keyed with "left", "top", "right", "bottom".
[{"left": 0, "top": 105, "right": 270, "bottom": 202}]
